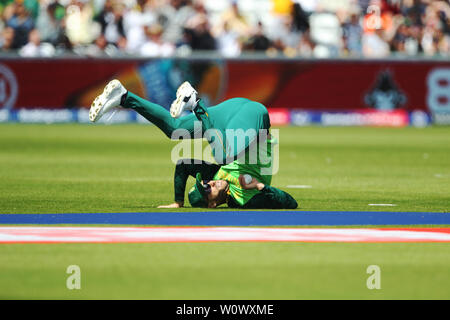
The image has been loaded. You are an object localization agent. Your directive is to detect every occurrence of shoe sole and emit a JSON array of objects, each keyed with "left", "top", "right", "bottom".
[
  {"left": 89, "top": 80, "right": 121, "bottom": 122},
  {"left": 170, "top": 81, "right": 196, "bottom": 118}
]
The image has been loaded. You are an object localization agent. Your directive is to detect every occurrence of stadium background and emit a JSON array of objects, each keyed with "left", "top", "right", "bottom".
[
  {"left": 0, "top": 0, "right": 449, "bottom": 300},
  {"left": 1, "top": 0, "right": 449, "bottom": 124}
]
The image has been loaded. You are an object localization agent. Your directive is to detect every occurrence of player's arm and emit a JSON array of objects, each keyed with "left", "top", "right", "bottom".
[
  {"left": 158, "top": 159, "right": 220, "bottom": 208},
  {"left": 239, "top": 175, "right": 298, "bottom": 209}
]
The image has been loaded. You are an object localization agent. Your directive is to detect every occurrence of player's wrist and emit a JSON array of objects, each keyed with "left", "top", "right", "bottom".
[
  {"left": 256, "top": 183, "right": 265, "bottom": 191},
  {"left": 175, "top": 201, "right": 184, "bottom": 207}
]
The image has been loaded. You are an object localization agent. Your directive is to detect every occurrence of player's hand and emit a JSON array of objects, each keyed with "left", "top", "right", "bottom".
[
  {"left": 239, "top": 174, "right": 259, "bottom": 190},
  {"left": 158, "top": 202, "right": 183, "bottom": 208}
]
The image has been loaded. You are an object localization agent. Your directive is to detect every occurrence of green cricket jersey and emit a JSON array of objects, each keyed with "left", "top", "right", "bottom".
[{"left": 213, "top": 137, "right": 275, "bottom": 206}]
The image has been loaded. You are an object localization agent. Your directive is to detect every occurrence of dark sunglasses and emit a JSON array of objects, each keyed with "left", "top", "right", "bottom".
[{"left": 202, "top": 181, "right": 212, "bottom": 194}]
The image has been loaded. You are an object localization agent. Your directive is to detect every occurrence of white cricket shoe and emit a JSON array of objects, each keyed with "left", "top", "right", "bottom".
[
  {"left": 89, "top": 79, "right": 127, "bottom": 122},
  {"left": 170, "top": 81, "right": 198, "bottom": 118}
]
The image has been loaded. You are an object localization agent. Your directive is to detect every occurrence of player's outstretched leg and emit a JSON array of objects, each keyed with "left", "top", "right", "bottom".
[
  {"left": 89, "top": 79, "right": 201, "bottom": 139},
  {"left": 89, "top": 79, "right": 270, "bottom": 163}
]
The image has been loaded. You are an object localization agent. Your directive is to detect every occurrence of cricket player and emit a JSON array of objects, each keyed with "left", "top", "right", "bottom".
[{"left": 89, "top": 79, "right": 298, "bottom": 209}]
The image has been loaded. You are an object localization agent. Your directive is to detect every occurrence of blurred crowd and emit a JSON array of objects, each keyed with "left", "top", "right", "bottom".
[{"left": 0, "top": 0, "right": 449, "bottom": 58}]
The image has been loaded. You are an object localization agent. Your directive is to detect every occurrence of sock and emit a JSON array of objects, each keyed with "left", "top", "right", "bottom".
[
  {"left": 120, "top": 91, "right": 128, "bottom": 106},
  {"left": 192, "top": 99, "right": 203, "bottom": 113}
]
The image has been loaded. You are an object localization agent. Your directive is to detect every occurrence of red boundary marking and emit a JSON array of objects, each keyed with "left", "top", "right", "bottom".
[
  {"left": 382, "top": 228, "right": 450, "bottom": 233},
  {"left": 0, "top": 227, "right": 450, "bottom": 243}
]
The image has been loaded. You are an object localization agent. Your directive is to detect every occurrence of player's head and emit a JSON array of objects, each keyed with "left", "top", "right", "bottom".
[
  {"left": 205, "top": 179, "right": 229, "bottom": 208},
  {"left": 188, "top": 173, "right": 229, "bottom": 208}
]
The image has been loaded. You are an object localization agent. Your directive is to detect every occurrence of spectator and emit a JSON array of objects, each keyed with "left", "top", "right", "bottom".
[
  {"left": 421, "top": 1, "right": 450, "bottom": 56},
  {"left": 342, "top": 6, "right": 363, "bottom": 56},
  {"left": 184, "top": 14, "right": 216, "bottom": 51},
  {"left": 245, "top": 21, "right": 271, "bottom": 51},
  {"left": 36, "top": 1, "right": 69, "bottom": 48},
  {"left": 268, "top": 1, "right": 310, "bottom": 57},
  {"left": 291, "top": 2, "right": 310, "bottom": 33},
  {"left": 217, "top": 20, "right": 241, "bottom": 57},
  {"left": 407, "top": 24, "right": 424, "bottom": 54},
  {"left": 363, "top": 27, "right": 390, "bottom": 57},
  {"left": 391, "top": 23, "right": 408, "bottom": 53},
  {"left": 157, "top": 0, "right": 195, "bottom": 45},
  {"left": 85, "top": 33, "right": 108, "bottom": 56},
  {"left": 0, "top": 26, "right": 14, "bottom": 51},
  {"left": 185, "top": 0, "right": 209, "bottom": 29},
  {"left": 19, "top": 28, "right": 55, "bottom": 56},
  {"left": 95, "top": 0, "right": 126, "bottom": 48},
  {"left": 65, "top": 0, "right": 97, "bottom": 46},
  {"left": 19, "top": 27, "right": 40, "bottom": 56},
  {"left": 6, "top": 0, "right": 34, "bottom": 49},
  {"left": 309, "top": 11, "right": 343, "bottom": 57},
  {"left": 212, "top": 0, "right": 251, "bottom": 43},
  {"left": 140, "top": 23, "right": 175, "bottom": 57},
  {"left": 123, "top": 0, "right": 156, "bottom": 54},
  {"left": 406, "top": 0, "right": 427, "bottom": 27},
  {"left": 268, "top": 15, "right": 301, "bottom": 54}
]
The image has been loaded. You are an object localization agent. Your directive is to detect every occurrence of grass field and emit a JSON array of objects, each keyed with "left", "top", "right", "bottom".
[
  {"left": 1, "top": 243, "right": 449, "bottom": 299},
  {"left": 0, "top": 124, "right": 449, "bottom": 299},
  {"left": 0, "top": 124, "right": 449, "bottom": 213}
]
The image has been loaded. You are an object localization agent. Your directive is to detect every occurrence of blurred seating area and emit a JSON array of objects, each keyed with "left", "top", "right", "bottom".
[{"left": 0, "top": 0, "right": 449, "bottom": 58}]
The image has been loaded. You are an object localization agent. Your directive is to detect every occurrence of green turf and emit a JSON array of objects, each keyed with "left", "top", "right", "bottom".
[
  {"left": 0, "top": 242, "right": 448, "bottom": 299},
  {"left": 0, "top": 124, "right": 449, "bottom": 213},
  {"left": 0, "top": 124, "right": 449, "bottom": 300}
]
